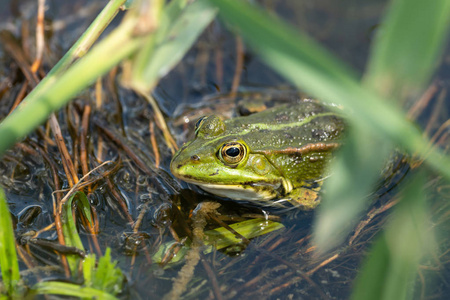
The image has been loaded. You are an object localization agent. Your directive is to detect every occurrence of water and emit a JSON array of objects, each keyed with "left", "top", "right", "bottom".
[{"left": 0, "top": 0, "right": 448, "bottom": 299}]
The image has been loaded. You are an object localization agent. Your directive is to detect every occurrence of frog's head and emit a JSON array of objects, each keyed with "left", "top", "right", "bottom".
[{"left": 170, "top": 115, "right": 286, "bottom": 201}]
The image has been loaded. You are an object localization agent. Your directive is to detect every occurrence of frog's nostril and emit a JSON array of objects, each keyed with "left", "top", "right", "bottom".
[{"left": 191, "top": 155, "right": 200, "bottom": 162}]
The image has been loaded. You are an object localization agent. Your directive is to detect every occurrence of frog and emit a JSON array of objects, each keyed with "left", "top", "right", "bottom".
[{"left": 170, "top": 98, "right": 345, "bottom": 209}]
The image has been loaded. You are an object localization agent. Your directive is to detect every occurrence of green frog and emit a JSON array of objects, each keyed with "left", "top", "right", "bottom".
[{"left": 170, "top": 99, "right": 345, "bottom": 209}]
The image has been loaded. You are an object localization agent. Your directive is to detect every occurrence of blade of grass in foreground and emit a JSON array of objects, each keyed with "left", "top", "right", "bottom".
[
  {"left": 0, "top": 17, "right": 145, "bottom": 158},
  {"left": 130, "top": 0, "right": 217, "bottom": 91},
  {"left": 204, "top": 0, "right": 450, "bottom": 253},
  {"left": 351, "top": 172, "right": 431, "bottom": 300},
  {"left": 314, "top": 0, "right": 450, "bottom": 252},
  {"left": 31, "top": 281, "right": 118, "bottom": 300},
  {"left": 314, "top": 127, "right": 392, "bottom": 252},
  {"left": 0, "top": 188, "right": 20, "bottom": 297},
  {"left": 204, "top": 0, "right": 450, "bottom": 180},
  {"left": 365, "top": 0, "right": 450, "bottom": 99}
]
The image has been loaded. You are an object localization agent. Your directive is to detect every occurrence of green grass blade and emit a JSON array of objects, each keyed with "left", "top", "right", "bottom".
[
  {"left": 130, "top": 0, "right": 217, "bottom": 91},
  {"left": 62, "top": 196, "right": 84, "bottom": 276},
  {"left": 351, "top": 172, "right": 431, "bottom": 300},
  {"left": 314, "top": 128, "right": 391, "bottom": 253},
  {"left": 365, "top": 0, "right": 450, "bottom": 98},
  {"left": 205, "top": 0, "right": 450, "bottom": 253},
  {"left": 19, "top": 0, "right": 127, "bottom": 98},
  {"left": 0, "top": 0, "right": 129, "bottom": 159},
  {"left": 0, "top": 188, "right": 20, "bottom": 297},
  {"left": 74, "top": 192, "right": 93, "bottom": 226},
  {"left": 204, "top": 0, "right": 450, "bottom": 181},
  {"left": 61, "top": 192, "right": 94, "bottom": 276},
  {"left": 62, "top": 193, "right": 86, "bottom": 251},
  {"left": 31, "top": 281, "right": 118, "bottom": 300},
  {"left": 0, "top": 17, "right": 144, "bottom": 158}
]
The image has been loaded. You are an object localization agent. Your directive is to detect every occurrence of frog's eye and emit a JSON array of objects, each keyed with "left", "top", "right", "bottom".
[
  {"left": 194, "top": 116, "right": 206, "bottom": 135},
  {"left": 219, "top": 142, "right": 247, "bottom": 165}
]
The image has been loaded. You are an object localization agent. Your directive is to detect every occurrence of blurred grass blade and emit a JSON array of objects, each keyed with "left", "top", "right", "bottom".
[
  {"left": 365, "top": 0, "right": 450, "bottom": 98},
  {"left": 0, "top": 188, "right": 20, "bottom": 297},
  {"left": 19, "top": 0, "right": 127, "bottom": 101},
  {"left": 0, "top": 16, "right": 145, "bottom": 158},
  {"left": 204, "top": 0, "right": 450, "bottom": 181},
  {"left": 314, "top": 128, "right": 391, "bottom": 253},
  {"left": 130, "top": 0, "right": 217, "bottom": 91},
  {"left": 31, "top": 281, "right": 118, "bottom": 300},
  {"left": 351, "top": 172, "right": 431, "bottom": 300},
  {"left": 153, "top": 218, "right": 284, "bottom": 264}
]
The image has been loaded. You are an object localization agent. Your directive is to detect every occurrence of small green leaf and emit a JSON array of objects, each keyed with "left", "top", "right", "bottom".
[{"left": 82, "top": 249, "right": 123, "bottom": 295}]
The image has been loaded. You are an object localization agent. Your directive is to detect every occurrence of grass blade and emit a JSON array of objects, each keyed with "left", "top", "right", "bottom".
[
  {"left": 204, "top": 0, "right": 450, "bottom": 180},
  {"left": 351, "top": 172, "right": 431, "bottom": 300},
  {"left": 314, "top": 128, "right": 391, "bottom": 252},
  {"left": 204, "top": 0, "right": 450, "bottom": 252},
  {"left": 365, "top": 0, "right": 450, "bottom": 98},
  {"left": 31, "top": 281, "right": 118, "bottom": 300},
  {"left": 0, "top": 16, "right": 144, "bottom": 158},
  {"left": 0, "top": 188, "right": 20, "bottom": 297},
  {"left": 130, "top": 0, "right": 217, "bottom": 91},
  {"left": 61, "top": 192, "right": 93, "bottom": 276}
]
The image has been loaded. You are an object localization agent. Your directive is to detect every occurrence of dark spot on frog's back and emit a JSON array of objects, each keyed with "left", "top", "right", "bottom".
[
  {"left": 275, "top": 113, "right": 289, "bottom": 122},
  {"left": 311, "top": 129, "right": 326, "bottom": 140},
  {"left": 284, "top": 133, "right": 293, "bottom": 139}
]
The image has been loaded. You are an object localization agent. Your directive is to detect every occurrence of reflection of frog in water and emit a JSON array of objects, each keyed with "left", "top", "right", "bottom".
[{"left": 170, "top": 94, "right": 345, "bottom": 209}]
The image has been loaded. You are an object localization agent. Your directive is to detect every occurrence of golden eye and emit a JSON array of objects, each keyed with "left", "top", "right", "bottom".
[
  {"left": 194, "top": 116, "right": 206, "bottom": 136},
  {"left": 220, "top": 142, "right": 246, "bottom": 165}
]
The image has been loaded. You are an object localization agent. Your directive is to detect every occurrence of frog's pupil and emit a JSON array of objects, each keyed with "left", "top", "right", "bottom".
[{"left": 226, "top": 147, "right": 240, "bottom": 157}]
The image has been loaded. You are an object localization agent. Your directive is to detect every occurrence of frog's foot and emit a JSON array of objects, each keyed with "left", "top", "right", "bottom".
[{"left": 284, "top": 187, "right": 321, "bottom": 210}]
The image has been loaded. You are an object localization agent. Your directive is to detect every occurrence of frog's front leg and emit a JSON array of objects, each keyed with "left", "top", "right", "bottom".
[{"left": 284, "top": 186, "right": 321, "bottom": 210}]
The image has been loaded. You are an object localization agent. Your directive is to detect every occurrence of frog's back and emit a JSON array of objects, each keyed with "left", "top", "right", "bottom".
[{"left": 225, "top": 100, "right": 344, "bottom": 151}]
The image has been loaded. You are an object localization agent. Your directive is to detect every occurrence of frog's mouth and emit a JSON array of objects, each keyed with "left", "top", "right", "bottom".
[{"left": 187, "top": 181, "right": 280, "bottom": 201}]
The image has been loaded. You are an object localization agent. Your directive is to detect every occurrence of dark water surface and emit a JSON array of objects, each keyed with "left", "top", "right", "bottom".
[{"left": 0, "top": 0, "right": 449, "bottom": 299}]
